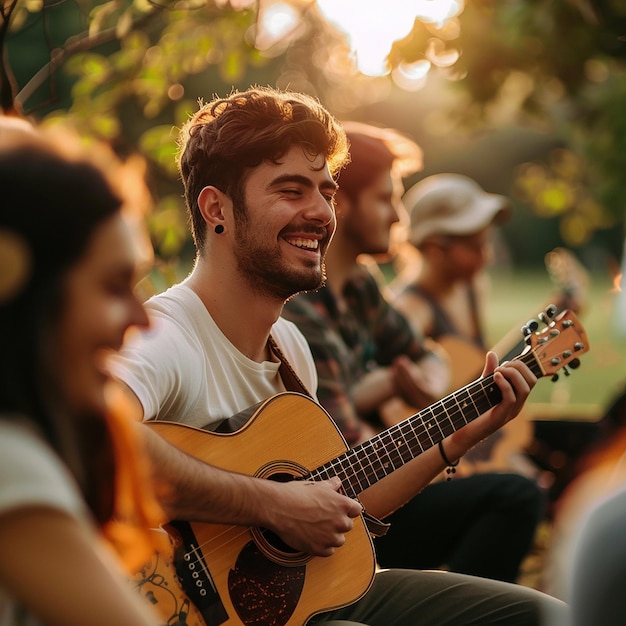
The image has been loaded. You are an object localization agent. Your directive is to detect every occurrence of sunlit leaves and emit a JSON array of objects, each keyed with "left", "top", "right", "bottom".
[
  {"left": 66, "top": 52, "right": 111, "bottom": 94},
  {"left": 514, "top": 148, "right": 612, "bottom": 246},
  {"left": 148, "top": 194, "right": 189, "bottom": 257},
  {"left": 6, "top": 0, "right": 625, "bottom": 256},
  {"left": 138, "top": 123, "right": 179, "bottom": 175}
]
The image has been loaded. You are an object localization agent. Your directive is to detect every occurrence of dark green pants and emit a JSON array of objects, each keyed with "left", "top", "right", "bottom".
[{"left": 311, "top": 568, "right": 567, "bottom": 625}]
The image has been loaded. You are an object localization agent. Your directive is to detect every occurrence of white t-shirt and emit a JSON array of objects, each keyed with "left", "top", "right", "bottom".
[
  {"left": 0, "top": 417, "right": 89, "bottom": 626},
  {"left": 110, "top": 283, "right": 318, "bottom": 427}
]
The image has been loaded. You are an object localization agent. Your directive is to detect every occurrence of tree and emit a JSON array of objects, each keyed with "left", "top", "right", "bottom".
[
  {"left": 2, "top": 0, "right": 625, "bottom": 260},
  {"left": 388, "top": 0, "right": 626, "bottom": 252}
]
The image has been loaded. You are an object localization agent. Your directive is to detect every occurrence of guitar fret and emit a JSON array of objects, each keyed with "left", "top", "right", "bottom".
[
  {"left": 310, "top": 315, "right": 587, "bottom": 498},
  {"left": 450, "top": 387, "right": 480, "bottom": 430},
  {"left": 377, "top": 430, "right": 405, "bottom": 472},
  {"left": 315, "top": 373, "right": 508, "bottom": 495},
  {"left": 397, "top": 418, "right": 429, "bottom": 459},
  {"left": 473, "top": 377, "right": 502, "bottom": 416},
  {"left": 361, "top": 440, "right": 388, "bottom": 487},
  {"left": 348, "top": 448, "right": 371, "bottom": 492}
]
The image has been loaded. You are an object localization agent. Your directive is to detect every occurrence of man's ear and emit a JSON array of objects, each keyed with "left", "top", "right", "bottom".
[{"left": 198, "top": 186, "right": 229, "bottom": 228}]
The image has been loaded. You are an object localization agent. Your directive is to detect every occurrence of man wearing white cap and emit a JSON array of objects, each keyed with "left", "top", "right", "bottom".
[
  {"left": 395, "top": 173, "right": 511, "bottom": 370},
  {"left": 393, "top": 173, "right": 542, "bottom": 480}
]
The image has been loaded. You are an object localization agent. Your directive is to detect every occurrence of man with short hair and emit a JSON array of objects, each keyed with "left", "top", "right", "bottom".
[{"left": 112, "top": 87, "right": 565, "bottom": 625}]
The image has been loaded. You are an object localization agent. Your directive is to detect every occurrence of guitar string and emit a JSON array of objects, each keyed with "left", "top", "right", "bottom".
[
  {"left": 312, "top": 364, "right": 518, "bottom": 497},
  {"left": 170, "top": 334, "right": 576, "bottom": 570},
  {"left": 170, "top": 365, "right": 515, "bottom": 569}
]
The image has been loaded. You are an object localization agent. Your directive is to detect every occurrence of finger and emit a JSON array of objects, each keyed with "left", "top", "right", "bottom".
[
  {"left": 492, "top": 368, "right": 531, "bottom": 416},
  {"left": 497, "top": 360, "right": 537, "bottom": 386},
  {"left": 327, "top": 476, "right": 343, "bottom": 492},
  {"left": 346, "top": 499, "right": 363, "bottom": 518},
  {"left": 496, "top": 360, "right": 537, "bottom": 389},
  {"left": 481, "top": 351, "right": 499, "bottom": 377}
]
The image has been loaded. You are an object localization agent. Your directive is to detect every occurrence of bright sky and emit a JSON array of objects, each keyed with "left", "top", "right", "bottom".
[
  {"left": 316, "top": 0, "right": 463, "bottom": 76},
  {"left": 257, "top": 0, "right": 463, "bottom": 82}
]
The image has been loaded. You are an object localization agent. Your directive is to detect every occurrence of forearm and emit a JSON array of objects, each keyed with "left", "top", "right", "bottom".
[
  {"left": 141, "top": 426, "right": 364, "bottom": 557},
  {"left": 142, "top": 425, "right": 280, "bottom": 527},
  {"left": 0, "top": 508, "right": 160, "bottom": 626}
]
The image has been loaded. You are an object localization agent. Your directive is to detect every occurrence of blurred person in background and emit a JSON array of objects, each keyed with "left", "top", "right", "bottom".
[
  {"left": 283, "top": 122, "right": 546, "bottom": 584},
  {"left": 391, "top": 174, "right": 550, "bottom": 481},
  {"left": 545, "top": 388, "right": 626, "bottom": 625}
]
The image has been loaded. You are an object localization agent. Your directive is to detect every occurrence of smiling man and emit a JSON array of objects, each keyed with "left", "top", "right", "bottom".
[{"left": 111, "top": 87, "right": 566, "bottom": 626}]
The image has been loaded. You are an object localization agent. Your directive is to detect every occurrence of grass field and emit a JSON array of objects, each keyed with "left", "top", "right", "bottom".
[{"left": 484, "top": 269, "right": 625, "bottom": 421}]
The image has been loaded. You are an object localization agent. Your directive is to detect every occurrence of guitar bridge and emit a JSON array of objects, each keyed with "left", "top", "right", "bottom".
[{"left": 168, "top": 520, "right": 229, "bottom": 625}]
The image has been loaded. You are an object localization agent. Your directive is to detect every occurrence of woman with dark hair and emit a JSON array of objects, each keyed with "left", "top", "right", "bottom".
[{"left": 0, "top": 123, "right": 163, "bottom": 626}]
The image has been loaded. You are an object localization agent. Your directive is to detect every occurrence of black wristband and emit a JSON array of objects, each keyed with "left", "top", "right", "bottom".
[
  {"left": 438, "top": 440, "right": 459, "bottom": 466},
  {"left": 438, "top": 440, "right": 460, "bottom": 480}
]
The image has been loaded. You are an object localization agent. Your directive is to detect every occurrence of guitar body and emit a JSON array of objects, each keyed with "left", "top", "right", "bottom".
[
  {"left": 132, "top": 393, "right": 376, "bottom": 626},
  {"left": 134, "top": 527, "right": 208, "bottom": 626}
]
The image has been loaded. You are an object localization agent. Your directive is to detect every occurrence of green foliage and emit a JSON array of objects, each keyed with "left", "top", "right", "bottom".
[
  {"left": 386, "top": 0, "right": 626, "bottom": 239},
  {"left": 2, "top": 0, "right": 625, "bottom": 263}
]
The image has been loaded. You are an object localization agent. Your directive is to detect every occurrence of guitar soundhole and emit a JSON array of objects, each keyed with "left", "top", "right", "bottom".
[{"left": 251, "top": 468, "right": 313, "bottom": 565}]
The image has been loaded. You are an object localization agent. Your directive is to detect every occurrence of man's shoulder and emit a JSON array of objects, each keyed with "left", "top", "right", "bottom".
[
  {"left": 349, "top": 263, "right": 384, "bottom": 294},
  {"left": 271, "top": 316, "right": 316, "bottom": 366},
  {"left": 271, "top": 316, "right": 318, "bottom": 396},
  {"left": 146, "top": 283, "right": 196, "bottom": 315},
  {"left": 143, "top": 284, "right": 207, "bottom": 332},
  {"left": 272, "top": 314, "right": 309, "bottom": 344}
]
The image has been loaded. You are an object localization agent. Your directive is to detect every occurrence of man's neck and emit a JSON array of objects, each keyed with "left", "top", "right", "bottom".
[
  {"left": 185, "top": 258, "right": 282, "bottom": 362},
  {"left": 417, "top": 258, "right": 457, "bottom": 296}
]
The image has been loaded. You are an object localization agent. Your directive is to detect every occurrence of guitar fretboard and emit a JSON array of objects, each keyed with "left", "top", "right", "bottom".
[{"left": 308, "top": 350, "right": 540, "bottom": 498}]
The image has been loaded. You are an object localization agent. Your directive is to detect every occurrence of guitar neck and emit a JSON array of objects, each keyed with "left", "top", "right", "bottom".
[{"left": 309, "top": 350, "right": 541, "bottom": 498}]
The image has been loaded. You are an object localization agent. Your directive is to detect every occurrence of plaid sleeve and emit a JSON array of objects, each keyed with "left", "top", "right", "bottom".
[
  {"left": 282, "top": 295, "right": 367, "bottom": 447},
  {"left": 346, "top": 266, "right": 427, "bottom": 368}
]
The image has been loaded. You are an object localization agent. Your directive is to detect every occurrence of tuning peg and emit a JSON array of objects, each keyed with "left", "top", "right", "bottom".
[
  {"left": 545, "top": 304, "right": 558, "bottom": 318},
  {"left": 569, "top": 358, "right": 581, "bottom": 369},
  {"left": 551, "top": 374, "right": 559, "bottom": 382},
  {"left": 563, "top": 367, "right": 570, "bottom": 377},
  {"left": 522, "top": 320, "right": 539, "bottom": 336}
]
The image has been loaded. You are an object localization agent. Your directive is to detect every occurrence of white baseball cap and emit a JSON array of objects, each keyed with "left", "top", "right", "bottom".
[{"left": 404, "top": 173, "right": 512, "bottom": 247}]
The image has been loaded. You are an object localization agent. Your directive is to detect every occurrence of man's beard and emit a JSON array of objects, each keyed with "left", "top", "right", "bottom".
[{"left": 232, "top": 202, "right": 328, "bottom": 301}]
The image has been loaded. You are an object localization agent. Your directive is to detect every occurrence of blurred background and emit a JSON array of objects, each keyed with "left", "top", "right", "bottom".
[{"left": 2, "top": 0, "right": 625, "bottom": 493}]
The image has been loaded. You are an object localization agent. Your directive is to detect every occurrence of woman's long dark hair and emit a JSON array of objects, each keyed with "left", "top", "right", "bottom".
[{"left": 0, "top": 138, "right": 122, "bottom": 524}]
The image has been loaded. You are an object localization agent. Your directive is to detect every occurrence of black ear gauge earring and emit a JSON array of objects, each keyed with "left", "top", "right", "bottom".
[{"left": 214, "top": 224, "right": 224, "bottom": 234}]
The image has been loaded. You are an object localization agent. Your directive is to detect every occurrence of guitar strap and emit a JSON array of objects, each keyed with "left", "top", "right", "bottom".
[
  {"left": 269, "top": 336, "right": 390, "bottom": 538},
  {"left": 268, "top": 335, "right": 313, "bottom": 398}
]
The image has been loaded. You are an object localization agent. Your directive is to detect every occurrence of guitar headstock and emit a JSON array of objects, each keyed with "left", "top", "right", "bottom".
[{"left": 519, "top": 307, "right": 590, "bottom": 380}]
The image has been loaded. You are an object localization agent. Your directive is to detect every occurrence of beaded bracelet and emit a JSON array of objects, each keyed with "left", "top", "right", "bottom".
[{"left": 438, "top": 440, "right": 460, "bottom": 480}]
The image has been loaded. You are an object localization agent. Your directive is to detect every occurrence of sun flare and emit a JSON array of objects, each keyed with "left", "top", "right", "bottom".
[{"left": 316, "top": 0, "right": 464, "bottom": 76}]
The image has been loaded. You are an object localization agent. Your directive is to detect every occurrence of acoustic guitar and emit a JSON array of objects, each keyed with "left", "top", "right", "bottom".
[{"left": 132, "top": 309, "right": 588, "bottom": 626}]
